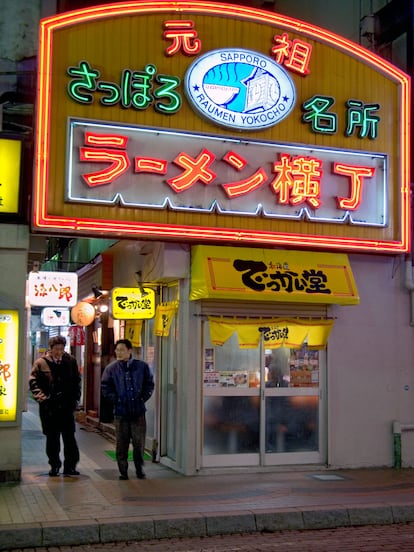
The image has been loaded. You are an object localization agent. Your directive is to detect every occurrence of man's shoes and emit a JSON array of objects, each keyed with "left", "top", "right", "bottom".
[
  {"left": 136, "top": 470, "right": 146, "bottom": 480},
  {"left": 119, "top": 473, "right": 129, "bottom": 480},
  {"left": 63, "top": 468, "right": 80, "bottom": 476},
  {"left": 48, "top": 468, "right": 60, "bottom": 476}
]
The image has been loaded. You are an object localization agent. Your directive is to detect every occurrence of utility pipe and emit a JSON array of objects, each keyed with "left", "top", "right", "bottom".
[
  {"left": 392, "top": 421, "right": 414, "bottom": 468},
  {"left": 405, "top": 256, "right": 414, "bottom": 326}
]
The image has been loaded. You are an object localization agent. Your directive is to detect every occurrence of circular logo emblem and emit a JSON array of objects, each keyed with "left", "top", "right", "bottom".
[{"left": 184, "top": 48, "right": 296, "bottom": 131}]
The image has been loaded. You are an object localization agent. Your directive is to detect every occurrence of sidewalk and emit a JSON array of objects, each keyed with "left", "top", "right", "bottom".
[{"left": 2, "top": 403, "right": 414, "bottom": 551}]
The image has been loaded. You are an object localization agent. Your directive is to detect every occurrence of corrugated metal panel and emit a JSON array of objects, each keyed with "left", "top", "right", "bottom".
[{"left": 77, "top": 263, "right": 102, "bottom": 302}]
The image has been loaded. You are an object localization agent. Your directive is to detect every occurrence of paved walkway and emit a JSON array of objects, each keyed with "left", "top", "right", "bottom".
[{"left": 2, "top": 401, "right": 414, "bottom": 550}]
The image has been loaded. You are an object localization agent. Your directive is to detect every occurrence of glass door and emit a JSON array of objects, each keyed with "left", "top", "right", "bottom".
[
  {"left": 202, "top": 330, "right": 261, "bottom": 467},
  {"left": 262, "top": 345, "right": 324, "bottom": 465},
  {"left": 201, "top": 320, "right": 325, "bottom": 468}
]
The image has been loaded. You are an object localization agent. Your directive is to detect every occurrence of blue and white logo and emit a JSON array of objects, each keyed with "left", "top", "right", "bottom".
[{"left": 184, "top": 48, "right": 296, "bottom": 131}]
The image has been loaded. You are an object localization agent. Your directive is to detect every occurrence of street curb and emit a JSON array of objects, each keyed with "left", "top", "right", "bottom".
[{"left": 2, "top": 505, "right": 414, "bottom": 550}]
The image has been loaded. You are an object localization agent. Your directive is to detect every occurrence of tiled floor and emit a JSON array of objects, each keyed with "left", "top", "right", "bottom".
[{"left": 3, "top": 399, "right": 414, "bottom": 530}]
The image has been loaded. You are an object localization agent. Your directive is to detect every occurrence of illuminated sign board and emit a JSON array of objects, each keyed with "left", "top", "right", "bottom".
[
  {"left": 190, "top": 245, "right": 359, "bottom": 305},
  {"left": 33, "top": 1, "right": 410, "bottom": 253},
  {"left": 184, "top": 48, "right": 296, "bottom": 130},
  {"left": 0, "top": 137, "right": 22, "bottom": 215},
  {"left": 27, "top": 272, "right": 78, "bottom": 307},
  {"left": 111, "top": 287, "right": 155, "bottom": 319},
  {"left": 0, "top": 310, "right": 19, "bottom": 423},
  {"left": 41, "top": 307, "right": 70, "bottom": 326},
  {"left": 68, "top": 119, "right": 386, "bottom": 227}
]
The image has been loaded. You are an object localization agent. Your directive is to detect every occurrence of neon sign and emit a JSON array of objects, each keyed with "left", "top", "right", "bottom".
[
  {"left": 33, "top": 1, "right": 410, "bottom": 253},
  {"left": 67, "top": 61, "right": 182, "bottom": 114},
  {"left": 67, "top": 120, "right": 386, "bottom": 226}
]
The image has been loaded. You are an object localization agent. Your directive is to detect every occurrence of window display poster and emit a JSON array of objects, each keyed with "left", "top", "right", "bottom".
[
  {"left": 290, "top": 347, "right": 319, "bottom": 387},
  {"left": 204, "top": 348, "right": 215, "bottom": 372},
  {"left": 204, "top": 372, "right": 220, "bottom": 387}
]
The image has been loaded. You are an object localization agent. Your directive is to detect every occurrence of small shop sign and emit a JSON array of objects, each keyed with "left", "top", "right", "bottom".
[{"left": 111, "top": 287, "right": 155, "bottom": 319}]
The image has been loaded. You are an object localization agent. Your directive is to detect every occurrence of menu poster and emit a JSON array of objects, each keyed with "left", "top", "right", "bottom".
[
  {"left": 204, "top": 348, "right": 215, "bottom": 372},
  {"left": 290, "top": 347, "right": 319, "bottom": 387},
  {"left": 218, "top": 371, "right": 248, "bottom": 388},
  {"left": 203, "top": 372, "right": 220, "bottom": 387}
]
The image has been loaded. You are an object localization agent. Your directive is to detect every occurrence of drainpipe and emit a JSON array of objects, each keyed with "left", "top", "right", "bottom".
[
  {"left": 393, "top": 421, "right": 402, "bottom": 468},
  {"left": 405, "top": 255, "right": 414, "bottom": 326}
]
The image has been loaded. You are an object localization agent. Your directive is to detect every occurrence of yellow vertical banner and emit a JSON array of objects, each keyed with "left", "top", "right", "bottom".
[
  {"left": 125, "top": 320, "right": 143, "bottom": 347},
  {"left": 0, "top": 310, "right": 19, "bottom": 422},
  {"left": 154, "top": 302, "right": 179, "bottom": 337}
]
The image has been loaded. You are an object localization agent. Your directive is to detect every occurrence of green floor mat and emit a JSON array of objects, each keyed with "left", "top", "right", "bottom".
[{"left": 105, "top": 450, "right": 151, "bottom": 461}]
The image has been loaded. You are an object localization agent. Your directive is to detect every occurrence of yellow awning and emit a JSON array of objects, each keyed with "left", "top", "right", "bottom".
[
  {"left": 190, "top": 245, "right": 359, "bottom": 305},
  {"left": 208, "top": 316, "right": 334, "bottom": 349}
]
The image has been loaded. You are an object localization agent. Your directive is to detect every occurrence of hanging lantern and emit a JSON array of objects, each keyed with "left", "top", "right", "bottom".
[{"left": 71, "top": 301, "right": 95, "bottom": 326}]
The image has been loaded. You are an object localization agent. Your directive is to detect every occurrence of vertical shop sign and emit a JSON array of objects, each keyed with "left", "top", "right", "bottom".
[
  {"left": 0, "top": 137, "right": 21, "bottom": 215},
  {"left": 0, "top": 310, "right": 19, "bottom": 423}
]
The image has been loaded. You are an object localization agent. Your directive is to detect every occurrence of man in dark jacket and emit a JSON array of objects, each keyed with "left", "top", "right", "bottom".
[
  {"left": 101, "top": 338, "right": 154, "bottom": 480},
  {"left": 29, "top": 336, "right": 81, "bottom": 477}
]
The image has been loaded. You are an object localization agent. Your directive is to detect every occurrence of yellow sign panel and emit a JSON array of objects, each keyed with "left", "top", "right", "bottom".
[
  {"left": 0, "top": 138, "right": 21, "bottom": 214},
  {"left": 190, "top": 245, "right": 359, "bottom": 305},
  {"left": 111, "top": 288, "right": 155, "bottom": 319},
  {"left": 0, "top": 310, "right": 19, "bottom": 422}
]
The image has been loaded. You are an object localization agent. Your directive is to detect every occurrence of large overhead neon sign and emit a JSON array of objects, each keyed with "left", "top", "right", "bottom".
[{"left": 33, "top": 1, "right": 410, "bottom": 253}]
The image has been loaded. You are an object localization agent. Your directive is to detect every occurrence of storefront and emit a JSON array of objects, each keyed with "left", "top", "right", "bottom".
[
  {"left": 188, "top": 244, "right": 358, "bottom": 468},
  {"left": 28, "top": 2, "right": 412, "bottom": 474}
]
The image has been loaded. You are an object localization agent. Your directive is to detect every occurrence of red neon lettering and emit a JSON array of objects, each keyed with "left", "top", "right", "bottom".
[
  {"left": 270, "top": 154, "right": 322, "bottom": 208},
  {"left": 167, "top": 149, "right": 216, "bottom": 192},
  {"left": 223, "top": 169, "right": 268, "bottom": 198},
  {"left": 221, "top": 151, "right": 268, "bottom": 197},
  {"left": 163, "top": 20, "right": 201, "bottom": 56},
  {"left": 284, "top": 40, "right": 312, "bottom": 75},
  {"left": 135, "top": 158, "right": 168, "bottom": 174},
  {"left": 271, "top": 32, "right": 312, "bottom": 75},
  {"left": 79, "top": 133, "right": 130, "bottom": 187},
  {"left": 222, "top": 151, "right": 248, "bottom": 170},
  {"left": 84, "top": 132, "right": 128, "bottom": 148},
  {"left": 334, "top": 163, "right": 375, "bottom": 210}
]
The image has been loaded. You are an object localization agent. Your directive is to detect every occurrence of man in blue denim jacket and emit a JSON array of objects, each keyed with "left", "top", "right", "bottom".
[{"left": 101, "top": 339, "right": 154, "bottom": 480}]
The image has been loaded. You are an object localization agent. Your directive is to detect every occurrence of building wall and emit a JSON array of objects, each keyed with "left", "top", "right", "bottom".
[
  {"left": 328, "top": 254, "right": 414, "bottom": 468},
  {"left": 275, "top": 0, "right": 362, "bottom": 42}
]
